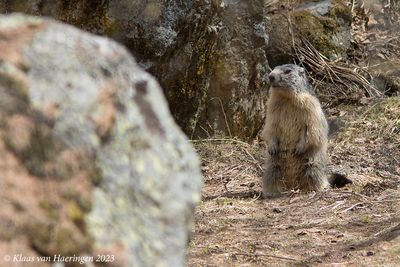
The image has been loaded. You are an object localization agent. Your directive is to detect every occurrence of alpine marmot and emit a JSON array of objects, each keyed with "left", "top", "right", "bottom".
[{"left": 262, "top": 64, "right": 350, "bottom": 197}]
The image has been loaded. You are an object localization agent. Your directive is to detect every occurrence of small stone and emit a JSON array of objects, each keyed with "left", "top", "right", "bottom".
[
  {"left": 272, "top": 207, "right": 282, "bottom": 213},
  {"left": 366, "top": 251, "right": 374, "bottom": 256}
]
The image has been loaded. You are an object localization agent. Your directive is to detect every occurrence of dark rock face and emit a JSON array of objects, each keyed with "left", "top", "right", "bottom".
[
  {"left": 105, "top": 0, "right": 196, "bottom": 61},
  {"left": 0, "top": 0, "right": 269, "bottom": 140},
  {"left": 0, "top": 14, "right": 202, "bottom": 267},
  {"left": 148, "top": 0, "right": 270, "bottom": 139}
]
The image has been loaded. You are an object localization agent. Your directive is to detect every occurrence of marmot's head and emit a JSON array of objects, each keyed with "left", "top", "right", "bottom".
[{"left": 268, "top": 64, "right": 312, "bottom": 95}]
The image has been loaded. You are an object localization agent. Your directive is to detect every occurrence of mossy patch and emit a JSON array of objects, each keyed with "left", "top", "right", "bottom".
[
  {"left": 103, "top": 17, "right": 124, "bottom": 39},
  {"left": 67, "top": 201, "right": 85, "bottom": 225},
  {"left": 268, "top": 11, "right": 341, "bottom": 66},
  {"left": 62, "top": 187, "right": 92, "bottom": 213},
  {"left": 293, "top": 10, "right": 339, "bottom": 55},
  {"left": 28, "top": 223, "right": 90, "bottom": 256},
  {"left": 8, "top": 1, "right": 29, "bottom": 12},
  {"left": 330, "top": 0, "right": 352, "bottom": 22}
]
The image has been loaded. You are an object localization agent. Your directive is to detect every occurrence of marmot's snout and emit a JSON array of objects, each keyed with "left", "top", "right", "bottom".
[{"left": 268, "top": 72, "right": 278, "bottom": 84}]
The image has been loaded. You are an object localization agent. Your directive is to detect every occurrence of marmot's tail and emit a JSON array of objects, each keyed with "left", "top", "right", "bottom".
[{"left": 329, "top": 173, "right": 352, "bottom": 188}]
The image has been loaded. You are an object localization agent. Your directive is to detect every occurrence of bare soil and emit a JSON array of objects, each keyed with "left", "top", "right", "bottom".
[{"left": 188, "top": 97, "right": 400, "bottom": 267}]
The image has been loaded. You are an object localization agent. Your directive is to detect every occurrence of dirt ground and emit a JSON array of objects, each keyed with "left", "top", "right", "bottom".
[{"left": 188, "top": 97, "right": 400, "bottom": 266}]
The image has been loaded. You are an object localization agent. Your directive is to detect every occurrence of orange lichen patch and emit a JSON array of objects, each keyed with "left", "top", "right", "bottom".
[
  {"left": 41, "top": 102, "right": 61, "bottom": 121},
  {"left": 91, "top": 83, "right": 118, "bottom": 141},
  {"left": 5, "top": 114, "right": 35, "bottom": 152},
  {"left": 0, "top": 123, "right": 94, "bottom": 260},
  {"left": 0, "top": 137, "right": 48, "bottom": 230},
  {"left": 0, "top": 22, "right": 46, "bottom": 66}
]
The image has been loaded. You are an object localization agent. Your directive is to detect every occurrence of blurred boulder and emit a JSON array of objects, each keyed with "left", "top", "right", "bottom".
[{"left": 0, "top": 13, "right": 202, "bottom": 267}]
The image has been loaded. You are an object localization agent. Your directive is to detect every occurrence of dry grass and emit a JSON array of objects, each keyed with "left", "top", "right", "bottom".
[
  {"left": 337, "top": 97, "right": 400, "bottom": 143},
  {"left": 295, "top": 37, "right": 382, "bottom": 98},
  {"left": 192, "top": 138, "right": 264, "bottom": 200}
]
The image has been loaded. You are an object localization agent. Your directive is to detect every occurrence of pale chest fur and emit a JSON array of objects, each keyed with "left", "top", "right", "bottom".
[{"left": 264, "top": 90, "right": 328, "bottom": 150}]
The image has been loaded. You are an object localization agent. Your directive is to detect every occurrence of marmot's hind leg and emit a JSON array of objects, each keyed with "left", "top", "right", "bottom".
[
  {"left": 262, "top": 162, "right": 283, "bottom": 198},
  {"left": 300, "top": 160, "right": 329, "bottom": 191}
]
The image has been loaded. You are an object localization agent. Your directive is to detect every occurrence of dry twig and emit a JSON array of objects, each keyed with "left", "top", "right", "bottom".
[
  {"left": 294, "top": 37, "right": 382, "bottom": 97},
  {"left": 341, "top": 202, "right": 366, "bottom": 212},
  {"left": 191, "top": 138, "right": 250, "bottom": 147}
]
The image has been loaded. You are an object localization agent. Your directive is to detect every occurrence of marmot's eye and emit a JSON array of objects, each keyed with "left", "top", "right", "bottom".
[{"left": 283, "top": 69, "right": 292, "bottom": 74}]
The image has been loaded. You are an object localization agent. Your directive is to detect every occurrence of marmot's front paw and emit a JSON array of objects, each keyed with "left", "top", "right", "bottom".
[
  {"left": 294, "top": 142, "right": 307, "bottom": 156},
  {"left": 294, "top": 143, "right": 316, "bottom": 157},
  {"left": 268, "top": 143, "right": 279, "bottom": 155}
]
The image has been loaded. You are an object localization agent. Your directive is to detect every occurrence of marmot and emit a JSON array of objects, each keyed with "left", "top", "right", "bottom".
[{"left": 262, "top": 64, "right": 350, "bottom": 197}]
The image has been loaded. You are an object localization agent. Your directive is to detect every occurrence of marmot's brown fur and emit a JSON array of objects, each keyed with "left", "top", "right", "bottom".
[{"left": 262, "top": 64, "right": 330, "bottom": 197}]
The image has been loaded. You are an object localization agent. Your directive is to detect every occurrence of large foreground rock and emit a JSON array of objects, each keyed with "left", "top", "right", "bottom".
[{"left": 0, "top": 14, "right": 202, "bottom": 267}]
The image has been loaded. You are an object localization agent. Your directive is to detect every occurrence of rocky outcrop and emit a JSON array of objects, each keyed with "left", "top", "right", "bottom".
[
  {"left": 149, "top": 0, "right": 269, "bottom": 139},
  {"left": 0, "top": 13, "right": 202, "bottom": 267},
  {"left": 0, "top": 0, "right": 362, "bottom": 140},
  {"left": 266, "top": 0, "right": 352, "bottom": 66},
  {"left": 0, "top": 0, "right": 269, "bottom": 140},
  {"left": 369, "top": 61, "right": 400, "bottom": 96}
]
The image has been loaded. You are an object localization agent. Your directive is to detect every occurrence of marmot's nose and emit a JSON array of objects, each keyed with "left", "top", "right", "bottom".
[{"left": 268, "top": 73, "right": 276, "bottom": 83}]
